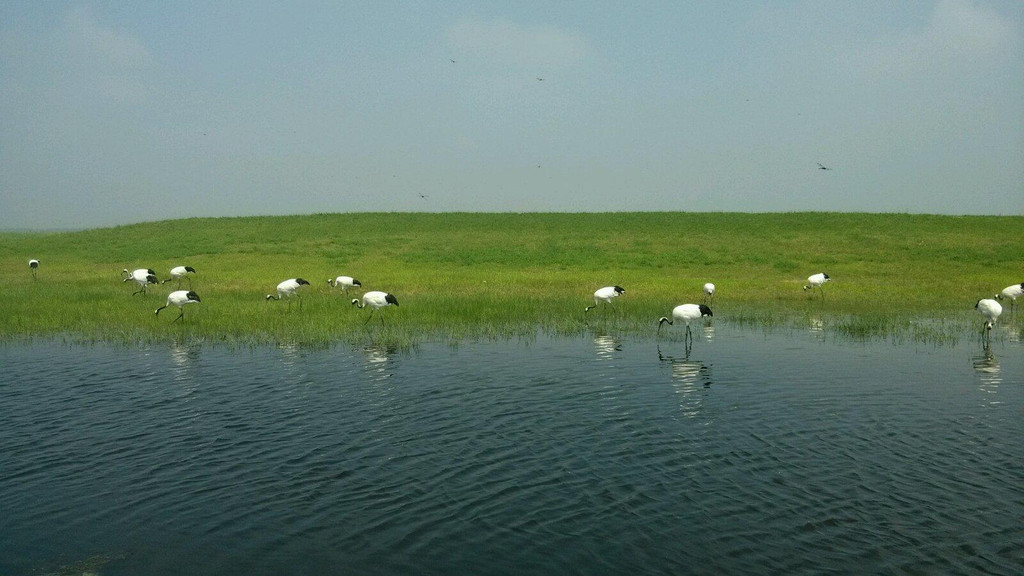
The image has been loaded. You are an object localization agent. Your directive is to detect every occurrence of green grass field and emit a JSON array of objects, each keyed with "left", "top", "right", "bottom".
[{"left": 1, "top": 212, "right": 1020, "bottom": 345}]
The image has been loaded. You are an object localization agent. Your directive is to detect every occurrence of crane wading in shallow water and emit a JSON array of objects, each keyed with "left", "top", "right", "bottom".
[
  {"left": 975, "top": 298, "right": 1002, "bottom": 342},
  {"left": 586, "top": 286, "right": 625, "bottom": 313},
  {"left": 658, "top": 304, "right": 714, "bottom": 349},
  {"left": 352, "top": 291, "right": 399, "bottom": 324},
  {"left": 123, "top": 268, "right": 159, "bottom": 296},
  {"left": 266, "top": 278, "right": 311, "bottom": 309},
  {"left": 156, "top": 290, "right": 201, "bottom": 322}
]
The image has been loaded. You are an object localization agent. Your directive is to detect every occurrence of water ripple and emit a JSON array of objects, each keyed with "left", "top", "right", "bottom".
[{"left": 1, "top": 332, "right": 1022, "bottom": 575}]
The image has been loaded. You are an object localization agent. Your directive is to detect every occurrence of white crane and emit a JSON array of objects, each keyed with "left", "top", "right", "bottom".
[
  {"left": 703, "top": 282, "right": 715, "bottom": 304},
  {"left": 123, "top": 268, "right": 159, "bottom": 296},
  {"left": 995, "top": 282, "right": 1023, "bottom": 313},
  {"left": 803, "top": 273, "right": 830, "bottom": 299},
  {"left": 352, "top": 290, "right": 399, "bottom": 323},
  {"left": 327, "top": 276, "right": 362, "bottom": 292},
  {"left": 658, "top": 304, "right": 714, "bottom": 347},
  {"left": 585, "top": 286, "right": 625, "bottom": 313},
  {"left": 155, "top": 290, "right": 201, "bottom": 322},
  {"left": 975, "top": 298, "right": 1002, "bottom": 341},
  {"left": 163, "top": 266, "right": 196, "bottom": 288},
  {"left": 658, "top": 304, "right": 714, "bottom": 336},
  {"left": 266, "top": 278, "right": 311, "bottom": 308},
  {"left": 29, "top": 259, "right": 39, "bottom": 280}
]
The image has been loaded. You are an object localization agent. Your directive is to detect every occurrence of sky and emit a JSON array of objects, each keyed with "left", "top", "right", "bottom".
[{"left": 1, "top": 1, "right": 1022, "bottom": 229}]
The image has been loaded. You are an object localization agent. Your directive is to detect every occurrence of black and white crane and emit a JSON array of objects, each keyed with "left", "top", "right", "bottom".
[
  {"left": 155, "top": 290, "right": 201, "bottom": 322},
  {"left": 266, "top": 278, "right": 311, "bottom": 309},
  {"left": 163, "top": 266, "right": 196, "bottom": 288},
  {"left": 585, "top": 286, "right": 625, "bottom": 313},
  {"left": 803, "top": 273, "right": 830, "bottom": 299},
  {"left": 327, "top": 276, "right": 362, "bottom": 292},
  {"left": 658, "top": 303, "right": 714, "bottom": 347},
  {"left": 29, "top": 259, "right": 38, "bottom": 280},
  {"left": 352, "top": 290, "right": 399, "bottom": 324},
  {"left": 123, "top": 268, "right": 159, "bottom": 296},
  {"left": 975, "top": 298, "right": 1002, "bottom": 341}
]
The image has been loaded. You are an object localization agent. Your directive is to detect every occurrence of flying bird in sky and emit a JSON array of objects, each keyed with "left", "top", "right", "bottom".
[{"left": 818, "top": 163, "right": 832, "bottom": 171}]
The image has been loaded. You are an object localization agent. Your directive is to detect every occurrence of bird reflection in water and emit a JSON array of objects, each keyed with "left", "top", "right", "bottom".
[
  {"left": 363, "top": 343, "right": 398, "bottom": 382},
  {"left": 594, "top": 333, "right": 622, "bottom": 360},
  {"left": 808, "top": 316, "right": 825, "bottom": 339},
  {"left": 971, "top": 344, "right": 1002, "bottom": 406},
  {"left": 171, "top": 342, "right": 202, "bottom": 379},
  {"left": 277, "top": 342, "right": 307, "bottom": 370},
  {"left": 658, "top": 345, "right": 713, "bottom": 418},
  {"left": 170, "top": 342, "right": 202, "bottom": 403}
]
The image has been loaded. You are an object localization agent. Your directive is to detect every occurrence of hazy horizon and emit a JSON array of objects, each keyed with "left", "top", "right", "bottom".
[{"left": 2, "top": 1, "right": 1022, "bottom": 229}]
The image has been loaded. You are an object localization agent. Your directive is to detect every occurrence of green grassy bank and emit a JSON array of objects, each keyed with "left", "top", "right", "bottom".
[{"left": 1, "top": 212, "right": 1020, "bottom": 345}]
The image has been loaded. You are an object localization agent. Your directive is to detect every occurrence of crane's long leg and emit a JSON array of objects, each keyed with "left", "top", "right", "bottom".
[
  {"left": 173, "top": 309, "right": 184, "bottom": 323},
  {"left": 364, "top": 309, "right": 375, "bottom": 324}
]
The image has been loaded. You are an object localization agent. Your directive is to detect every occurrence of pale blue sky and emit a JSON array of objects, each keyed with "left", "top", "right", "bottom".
[{"left": 1, "top": 1, "right": 1022, "bottom": 229}]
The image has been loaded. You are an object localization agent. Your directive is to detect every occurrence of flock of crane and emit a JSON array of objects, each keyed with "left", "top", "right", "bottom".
[
  {"left": 25, "top": 259, "right": 1024, "bottom": 343},
  {"left": 112, "top": 266, "right": 401, "bottom": 324}
]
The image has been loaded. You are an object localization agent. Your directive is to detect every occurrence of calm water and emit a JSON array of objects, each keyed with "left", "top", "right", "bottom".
[{"left": 1, "top": 326, "right": 1022, "bottom": 576}]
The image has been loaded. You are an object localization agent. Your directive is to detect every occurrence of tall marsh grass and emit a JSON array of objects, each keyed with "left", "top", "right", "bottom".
[{"left": 1, "top": 213, "right": 1020, "bottom": 345}]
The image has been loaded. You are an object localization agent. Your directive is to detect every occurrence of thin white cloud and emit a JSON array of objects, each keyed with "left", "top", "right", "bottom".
[
  {"left": 447, "top": 18, "right": 587, "bottom": 69},
  {"left": 849, "top": 0, "right": 1020, "bottom": 80},
  {"left": 0, "top": 6, "right": 154, "bottom": 103},
  {"left": 62, "top": 6, "right": 154, "bottom": 70}
]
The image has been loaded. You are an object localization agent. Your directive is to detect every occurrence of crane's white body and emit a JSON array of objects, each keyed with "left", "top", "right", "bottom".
[
  {"left": 123, "top": 268, "right": 159, "bottom": 295},
  {"left": 267, "top": 278, "right": 310, "bottom": 307},
  {"left": 659, "top": 304, "right": 714, "bottom": 330},
  {"left": 703, "top": 283, "right": 715, "bottom": 304},
  {"left": 996, "top": 283, "right": 1023, "bottom": 311},
  {"left": 352, "top": 290, "right": 399, "bottom": 323},
  {"left": 164, "top": 266, "right": 196, "bottom": 286},
  {"left": 658, "top": 304, "right": 714, "bottom": 346},
  {"left": 156, "top": 290, "right": 201, "bottom": 322},
  {"left": 328, "top": 276, "right": 362, "bottom": 291},
  {"left": 803, "top": 273, "right": 830, "bottom": 298},
  {"left": 586, "top": 286, "right": 625, "bottom": 312},
  {"left": 975, "top": 298, "right": 1002, "bottom": 331}
]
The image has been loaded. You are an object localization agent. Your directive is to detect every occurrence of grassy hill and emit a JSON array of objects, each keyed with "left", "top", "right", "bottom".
[{"left": 1, "top": 212, "right": 1019, "bottom": 344}]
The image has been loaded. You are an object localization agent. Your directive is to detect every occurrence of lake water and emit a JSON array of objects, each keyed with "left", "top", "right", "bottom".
[{"left": 1, "top": 325, "right": 1022, "bottom": 575}]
